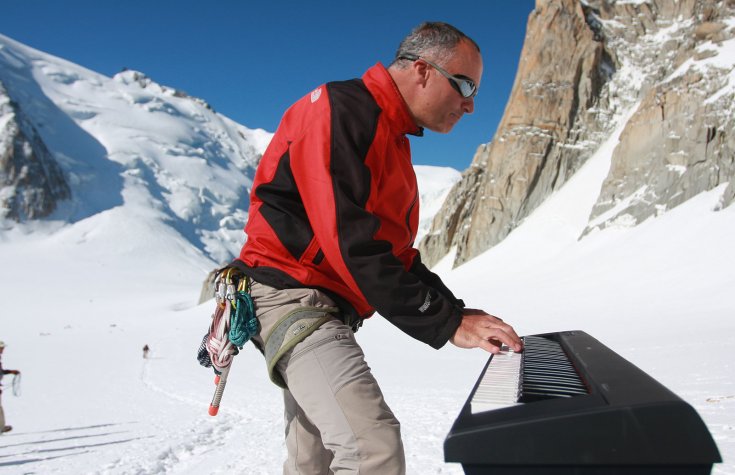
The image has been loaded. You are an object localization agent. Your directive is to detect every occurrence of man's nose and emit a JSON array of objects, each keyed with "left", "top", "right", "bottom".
[{"left": 462, "top": 97, "right": 475, "bottom": 114}]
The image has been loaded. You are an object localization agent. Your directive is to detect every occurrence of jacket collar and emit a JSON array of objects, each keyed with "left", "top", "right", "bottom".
[{"left": 362, "top": 63, "right": 423, "bottom": 137}]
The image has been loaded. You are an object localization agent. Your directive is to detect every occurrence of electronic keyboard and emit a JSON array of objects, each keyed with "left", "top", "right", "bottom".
[{"left": 444, "top": 330, "right": 721, "bottom": 474}]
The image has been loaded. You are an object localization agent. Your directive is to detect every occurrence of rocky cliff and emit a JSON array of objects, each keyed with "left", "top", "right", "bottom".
[
  {"left": 420, "top": 0, "right": 735, "bottom": 267},
  {"left": 0, "top": 80, "right": 70, "bottom": 221}
]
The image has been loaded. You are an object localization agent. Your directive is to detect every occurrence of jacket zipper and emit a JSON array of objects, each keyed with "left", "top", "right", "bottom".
[{"left": 405, "top": 191, "right": 418, "bottom": 247}]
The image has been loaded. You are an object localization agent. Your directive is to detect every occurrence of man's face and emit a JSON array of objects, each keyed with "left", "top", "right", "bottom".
[{"left": 416, "top": 40, "right": 483, "bottom": 133}]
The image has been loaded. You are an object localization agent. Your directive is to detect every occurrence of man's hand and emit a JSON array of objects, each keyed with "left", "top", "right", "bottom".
[{"left": 450, "top": 308, "right": 523, "bottom": 353}]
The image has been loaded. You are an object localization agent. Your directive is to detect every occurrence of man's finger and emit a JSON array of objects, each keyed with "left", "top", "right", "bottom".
[
  {"left": 477, "top": 338, "right": 502, "bottom": 354},
  {"left": 478, "top": 326, "right": 522, "bottom": 352}
]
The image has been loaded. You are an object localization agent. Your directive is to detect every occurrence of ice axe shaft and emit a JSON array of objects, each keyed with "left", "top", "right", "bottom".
[{"left": 208, "top": 365, "right": 230, "bottom": 416}]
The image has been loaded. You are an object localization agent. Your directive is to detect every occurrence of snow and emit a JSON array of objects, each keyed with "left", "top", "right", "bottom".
[
  {"left": 414, "top": 165, "right": 461, "bottom": 243},
  {"left": 1, "top": 32, "right": 734, "bottom": 475}
]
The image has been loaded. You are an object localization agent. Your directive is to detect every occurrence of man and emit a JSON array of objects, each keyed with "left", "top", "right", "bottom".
[
  {"left": 0, "top": 341, "right": 21, "bottom": 434},
  {"left": 230, "top": 22, "right": 523, "bottom": 474}
]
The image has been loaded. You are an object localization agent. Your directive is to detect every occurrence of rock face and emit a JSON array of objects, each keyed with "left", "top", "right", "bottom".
[
  {"left": 1, "top": 80, "right": 70, "bottom": 221},
  {"left": 420, "top": 0, "right": 735, "bottom": 267},
  {"left": 584, "top": 0, "right": 735, "bottom": 233}
]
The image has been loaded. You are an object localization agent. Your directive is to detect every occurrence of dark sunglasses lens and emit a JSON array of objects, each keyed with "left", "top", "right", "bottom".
[
  {"left": 459, "top": 79, "right": 476, "bottom": 97},
  {"left": 450, "top": 77, "right": 475, "bottom": 98}
]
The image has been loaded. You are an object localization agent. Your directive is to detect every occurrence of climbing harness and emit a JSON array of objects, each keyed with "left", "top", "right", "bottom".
[
  {"left": 263, "top": 306, "right": 336, "bottom": 388},
  {"left": 197, "top": 267, "right": 259, "bottom": 416},
  {"left": 197, "top": 266, "right": 346, "bottom": 408}
]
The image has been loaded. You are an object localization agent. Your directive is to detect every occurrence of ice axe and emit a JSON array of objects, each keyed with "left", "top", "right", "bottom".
[{"left": 209, "top": 364, "right": 230, "bottom": 416}]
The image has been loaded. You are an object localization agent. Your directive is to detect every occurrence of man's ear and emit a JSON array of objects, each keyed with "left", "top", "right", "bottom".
[{"left": 412, "top": 59, "right": 431, "bottom": 86}]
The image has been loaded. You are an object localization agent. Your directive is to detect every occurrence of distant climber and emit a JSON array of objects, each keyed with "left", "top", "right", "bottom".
[
  {"left": 143, "top": 344, "right": 150, "bottom": 359},
  {"left": 0, "top": 341, "right": 21, "bottom": 434}
]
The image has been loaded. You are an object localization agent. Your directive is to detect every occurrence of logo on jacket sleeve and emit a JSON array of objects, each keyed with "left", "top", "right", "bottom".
[
  {"left": 310, "top": 87, "right": 322, "bottom": 103},
  {"left": 418, "top": 291, "right": 432, "bottom": 313}
]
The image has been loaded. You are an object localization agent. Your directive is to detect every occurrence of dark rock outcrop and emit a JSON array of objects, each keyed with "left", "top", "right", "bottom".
[{"left": 1, "top": 80, "right": 70, "bottom": 221}]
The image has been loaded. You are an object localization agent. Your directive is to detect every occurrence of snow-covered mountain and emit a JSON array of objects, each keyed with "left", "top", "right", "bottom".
[{"left": 0, "top": 33, "right": 271, "bottom": 264}]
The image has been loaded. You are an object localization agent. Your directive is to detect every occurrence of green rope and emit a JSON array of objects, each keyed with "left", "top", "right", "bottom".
[{"left": 229, "top": 290, "right": 259, "bottom": 348}]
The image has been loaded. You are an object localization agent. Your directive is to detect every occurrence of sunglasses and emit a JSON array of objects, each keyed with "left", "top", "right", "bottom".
[{"left": 399, "top": 53, "right": 478, "bottom": 98}]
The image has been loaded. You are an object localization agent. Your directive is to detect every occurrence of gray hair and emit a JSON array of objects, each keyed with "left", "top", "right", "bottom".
[{"left": 392, "top": 22, "right": 480, "bottom": 69}]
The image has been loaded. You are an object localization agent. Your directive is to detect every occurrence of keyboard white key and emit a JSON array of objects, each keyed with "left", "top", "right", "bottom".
[
  {"left": 470, "top": 347, "right": 522, "bottom": 413},
  {"left": 469, "top": 336, "right": 588, "bottom": 414}
]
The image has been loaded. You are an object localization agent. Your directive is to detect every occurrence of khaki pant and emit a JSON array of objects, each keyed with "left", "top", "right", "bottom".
[{"left": 250, "top": 281, "right": 406, "bottom": 475}]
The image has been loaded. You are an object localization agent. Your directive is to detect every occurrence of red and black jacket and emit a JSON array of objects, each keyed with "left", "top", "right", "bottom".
[{"left": 235, "top": 63, "right": 464, "bottom": 349}]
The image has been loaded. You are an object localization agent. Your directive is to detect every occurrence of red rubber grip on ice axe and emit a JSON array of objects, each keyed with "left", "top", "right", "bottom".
[{"left": 209, "top": 366, "right": 230, "bottom": 416}]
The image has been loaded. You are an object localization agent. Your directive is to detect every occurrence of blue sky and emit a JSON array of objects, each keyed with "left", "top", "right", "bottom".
[{"left": 1, "top": 0, "right": 534, "bottom": 170}]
